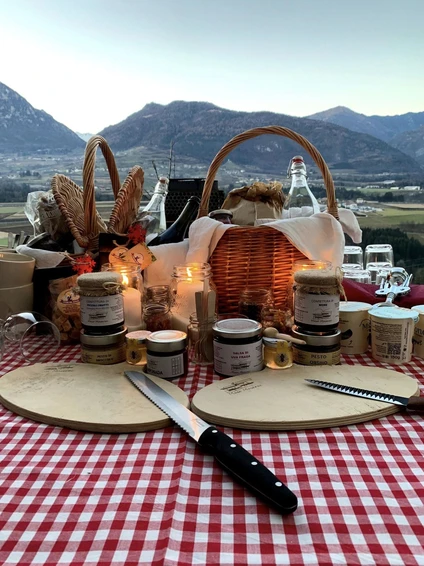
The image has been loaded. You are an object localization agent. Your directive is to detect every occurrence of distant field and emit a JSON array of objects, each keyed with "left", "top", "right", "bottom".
[{"left": 358, "top": 207, "right": 424, "bottom": 229}]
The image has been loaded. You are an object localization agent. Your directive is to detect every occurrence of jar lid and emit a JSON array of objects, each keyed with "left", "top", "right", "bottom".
[
  {"left": 291, "top": 326, "right": 341, "bottom": 347},
  {"left": 80, "top": 327, "right": 127, "bottom": 346},
  {"left": 78, "top": 271, "right": 122, "bottom": 288},
  {"left": 212, "top": 318, "right": 262, "bottom": 339},
  {"left": 146, "top": 330, "right": 187, "bottom": 352},
  {"left": 412, "top": 305, "right": 424, "bottom": 315},
  {"left": 208, "top": 209, "right": 234, "bottom": 219},
  {"left": 369, "top": 305, "right": 419, "bottom": 322},
  {"left": 125, "top": 330, "right": 152, "bottom": 344},
  {"left": 294, "top": 269, "right": 338, "bottom": 286},
  {"left": 339, "top": 301, "right": 372, "bottom": 312}
]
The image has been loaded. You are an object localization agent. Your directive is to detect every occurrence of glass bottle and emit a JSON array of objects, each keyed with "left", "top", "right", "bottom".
[
  {"left": 148, "top": 196, "right": 200, "bottom": 246},
  {"left": 282, "top": 156, "right": 320, "bottom": 219},
  {"left": 137, "top": 176, "right": 169, "bottom": 238}
]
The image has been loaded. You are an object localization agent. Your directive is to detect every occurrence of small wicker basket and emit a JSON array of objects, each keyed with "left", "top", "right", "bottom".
[
  {"left": 52, "top": 136, "right": 143, "bottom": 251},
  {"left": 197, "top": 125, "right": 338, "bottom": 314}
]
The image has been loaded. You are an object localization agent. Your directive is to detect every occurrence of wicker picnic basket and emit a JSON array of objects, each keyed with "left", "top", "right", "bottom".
[
  {"left": 197, "top": 125, "right": 339, "bottom": 314},
  {"left": 51, "top": 135, "right": 144, "bottom": 251}
]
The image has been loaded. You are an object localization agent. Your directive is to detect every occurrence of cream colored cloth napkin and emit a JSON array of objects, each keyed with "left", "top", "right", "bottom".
[
  {"left": 186, "top": 213, "right": 346, "bottom": 267},
  {"left": 143, "top": 240, "right": 189, "bottom": 287},
  {"left": 15, "top": 245, "right": 66, "bottom": 268}
]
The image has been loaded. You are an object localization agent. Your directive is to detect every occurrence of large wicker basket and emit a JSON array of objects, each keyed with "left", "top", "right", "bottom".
[
  {"left": 197, "top": 125, "right": 338, "bottom": 314},
  {"left": 52, "top": 136, "right": 143, "bottom": 251}
]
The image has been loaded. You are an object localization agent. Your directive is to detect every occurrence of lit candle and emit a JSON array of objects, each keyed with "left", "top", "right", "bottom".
[
  {"left": 175, "top": 280, "right": 204, "bottom": 319},
  {"left": 121, "top": 273, "right": 142, "bottom": 330}
]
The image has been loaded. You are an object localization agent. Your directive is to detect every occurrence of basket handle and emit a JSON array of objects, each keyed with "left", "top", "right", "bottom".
[
  {"left": 197, "top": 125, "right": 338, "bottom": 220},
  {"left": 82, "top": 135, "right": 122, "bottom": 240}
]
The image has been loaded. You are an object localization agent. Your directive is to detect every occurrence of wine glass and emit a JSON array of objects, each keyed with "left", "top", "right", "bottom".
[
  {"left": 1, "top": 311, "right": 60, "bottom": 363},
  {"left": 365, "top": 244, "right": 394, "bottom": 268},
  {"left": 343, "top": 246, "right": 363, "bottom": 268}
]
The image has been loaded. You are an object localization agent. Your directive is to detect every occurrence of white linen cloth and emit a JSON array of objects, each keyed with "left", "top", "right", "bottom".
[
  {"left": 15, "top": 245, "right": 67, "bottom": 268},
  {"left": 144, "top": 210, "right": 362, "bottom": 286}
]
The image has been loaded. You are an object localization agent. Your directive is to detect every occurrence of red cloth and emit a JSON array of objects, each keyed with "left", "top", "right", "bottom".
[{"left": 343, "top": 279, "right": 424, "bottom": 308}]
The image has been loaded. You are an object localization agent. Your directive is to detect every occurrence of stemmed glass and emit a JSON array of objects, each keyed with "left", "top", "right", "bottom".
[{"left": 0, "top": 311, "right": 60, "bottom": 363}]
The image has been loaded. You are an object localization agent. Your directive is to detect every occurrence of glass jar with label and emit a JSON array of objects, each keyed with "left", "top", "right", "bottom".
[
  {"left": 77, "top": 272, "right": 124, "bottom": 335},
  {"left": 125, "top": 330, "right": 152, "bottom": 365},
  {"left": 146, "top": 330, "right": 188, "bottom": 379},
  {"left": 212, "top": 318, "right": 263, "bottom": 377},
  {"left": 293, "top": 269, "right": 340, "bottom": 332},
  {"left": 291, "top": 326, "right": 341, "bottom": 366},
  {"left": 263, "top": 338, "right": 293, "bottom": 369},
  {"left": 102, "top": 263, "right": 144, "bottom": 332},
  {"left": 80, "top": 327, "right": 127, "bottom": 364}
]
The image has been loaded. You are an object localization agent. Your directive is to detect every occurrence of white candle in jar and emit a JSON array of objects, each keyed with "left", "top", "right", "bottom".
[
  {"left": 123, "top": 287, "right": 142, "bottom": 329},
  {"left": 175, "top": 280, "right": 204, "bottom": 319}
]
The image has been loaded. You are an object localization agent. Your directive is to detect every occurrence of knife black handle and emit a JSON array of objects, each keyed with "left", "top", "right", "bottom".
[
  {"left": 198, "top": 426, "right": 298, "bottom": 515},
  {"left": 407, "top": 397, "right": 424, "bottom": 411}
]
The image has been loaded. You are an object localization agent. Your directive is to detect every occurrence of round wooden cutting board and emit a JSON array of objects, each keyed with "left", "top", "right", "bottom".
[
  {"left": 191, "top": 365, "right": 420, "bottom": 430},
  {"left": 0, "top": 362, "right": 189, "bottom": 433}
]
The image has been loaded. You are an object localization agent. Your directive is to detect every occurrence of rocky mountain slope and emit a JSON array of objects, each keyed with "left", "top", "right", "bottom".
[
  {"left": 307, "top": 106, "right": 424, "bottom": 143},
  {"left": 0, "top": 82, "right": 84, "bottom": 153},
  {"left": 390, "top": 125, "right": 424, "bottom": 166},
  {"left": 99, "top": 101, "right": 422, "bottom": 174}
]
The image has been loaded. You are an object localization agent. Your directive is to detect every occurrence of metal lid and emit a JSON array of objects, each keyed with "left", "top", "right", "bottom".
[
  {"left": 146, "top": 330, "right": 187, "bottom": 353},
  {"left": 125, "top": 330, "right": 152, "bottom": 344},
  {"left": 208, "top": 209, "right": 234, "bottom": 219},
  {"left": 212, "top": 318, "right": 262, "bottom": 340},
  {"left": 80, "top": 327, "right": 127, "bottom": 346},
  {"left": 291, "top": 326, "right": 341, "bottom": 347}
]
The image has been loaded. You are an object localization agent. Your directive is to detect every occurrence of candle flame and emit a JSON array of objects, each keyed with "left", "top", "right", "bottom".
[
  {"left": 186, "top": 267, "right": 193, "bottom": 283},
  {"left": 122, "top": 274, "right": 129, "bottom": 286}
]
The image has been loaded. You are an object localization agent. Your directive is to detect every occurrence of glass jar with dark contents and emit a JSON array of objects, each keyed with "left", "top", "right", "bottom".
[
  {"left": 146, "top": 330, "right": 188, "bottom": 379},
  {"left": 213, "top": 318, "right": 263, "bottom": 377},
  {"left": 238, "top": 288, "right": 273, "bottom": 323}
]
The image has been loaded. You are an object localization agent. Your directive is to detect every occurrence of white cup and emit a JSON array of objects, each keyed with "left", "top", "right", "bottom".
[
  {"left": 339, "top": 301, "right": 372, "bottom": 354},
  {"left": 0, "top": 252, "right": 35, "bottom": 288},
  {"left": 411, "top": 305, "right": 424, "bottom": 359},
  {"left": 369, "top": 305, "right": 419, "bottom": 364}
]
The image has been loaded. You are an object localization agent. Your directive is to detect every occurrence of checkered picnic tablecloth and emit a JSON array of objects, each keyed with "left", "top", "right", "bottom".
[{"left": 1, "top": 346, "right": 424, "bottom": 566}]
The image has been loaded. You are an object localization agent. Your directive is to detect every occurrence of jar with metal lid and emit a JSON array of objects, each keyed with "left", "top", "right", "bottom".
[
  {"left": 212, "top": 318, "right": 263, "bottom": 377},
  {"left": 77, "top": 272, "right": 124, "bottom": 335},
  {"left": 80, "top": 327, "right": 127, "bottom": 364},
  {"left": 291, "top": 326, "right": 341, "bottom": 366},
  {"left": 125, "top": 330, "right": 152, "bottom": 366},
  {"left": 293, "top": 269, "right": 341, "bottom": 332},
  {"left": 263, "top": 338, "right": 293, "bottom": 369},
  {"left": 208, "top": 209, "right": 233, "bottom": 224},
  {"left": 146, "top": 330, "right": 188, "bottom": 379},
  {"left": 143, "top": 302, "right": 172, "bottom": 332}
]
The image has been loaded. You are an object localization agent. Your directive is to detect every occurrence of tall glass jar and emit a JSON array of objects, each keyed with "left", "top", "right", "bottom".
[
  {"left": 238, "top": 288, "right": 273, "bottom": 323},
  {"left": 144, "top": 285, "right": 173, "bottom": 308},
  {"left": 187, "top": 312, "right": 217, "bottom": 365},
  {"left": 102, "top": 263, "right": 144, "bottom": 332},
  {"left": 170, "top": 262, "right": 216, "bottom": 320}
]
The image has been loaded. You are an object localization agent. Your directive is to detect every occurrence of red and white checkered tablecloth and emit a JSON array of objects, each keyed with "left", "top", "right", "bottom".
[{"left": 1, "top": 347, "right": 424, "bottom": 566}]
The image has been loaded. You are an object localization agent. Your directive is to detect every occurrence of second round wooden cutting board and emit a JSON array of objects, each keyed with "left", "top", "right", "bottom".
[
  {"left": 191, "top": 365, "right": 420, "bottom": 430},
  {"left": 0, "top": 362, "right": 189, "bottom": 433}
]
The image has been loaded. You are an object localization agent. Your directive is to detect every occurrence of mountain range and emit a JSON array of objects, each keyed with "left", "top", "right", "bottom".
[{"left": 0, "top": 81, "right": 423, "bottom": 175}]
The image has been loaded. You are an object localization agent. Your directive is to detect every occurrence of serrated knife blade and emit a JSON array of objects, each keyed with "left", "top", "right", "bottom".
[
  {"left": 125, "top": 370, "right": 298, "bottom": 515},
  {"left": 305, "top": 379, "right": 424, "bottom": 412}
]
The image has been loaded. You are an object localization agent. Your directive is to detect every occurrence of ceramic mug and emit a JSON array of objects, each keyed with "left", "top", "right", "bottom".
[{"left": 369, "top": 305, "right": 419, "bottom": 364}]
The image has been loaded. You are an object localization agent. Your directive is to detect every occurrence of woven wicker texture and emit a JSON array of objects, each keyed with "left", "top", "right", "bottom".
[
  {"left": 52, "top": 136, "right": 143, "bottom": 250},
  {"left": 197, "top": 125, "right": 338, "bottom": 313}
]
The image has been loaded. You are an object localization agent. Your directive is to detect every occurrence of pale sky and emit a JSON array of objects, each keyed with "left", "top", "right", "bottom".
[{"left": 1, "top": 0, "right": 423, "bottom": 133}]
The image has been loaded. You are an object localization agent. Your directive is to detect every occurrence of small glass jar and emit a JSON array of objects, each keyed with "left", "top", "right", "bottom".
[
  {"left": 77, "top": 271, "right": 124, "bottom": 335},
  {"left": 144, "top": 285, "right": 173, "bottom": 307},
  {"left": 80, "top": 328, "right": 127, "bottom": 364},
  {"left": 143, "top": 303, "right": 172, "bottom": 332},
  {"left": 238, "top": 288, "right": 273, "bottom": 323},
  {"left": 208, "top": 209, "right": 233, "bottom": 224},
  {"left": 125, "top": 330, "right": 152, "bottom": 365},
  {"left": 171, "top": 262, "right": 217, "bottom": 320},
  {"left": 213, "top": 318, "right": 263, "bottom": 377},
  {"left": 146, "top": 330, "right": 188, "bottom": 379},
  {"left": 291, "top": 326, "right": 341, "bottom": 366},
  {"left": 187, "top": 312, "right": 217, "bottom": 365},
  {"left": 102, "top": 263, "right": 144, "bottom": 332},
  {"left": 263, "top": 338, "right": 293, "bottom": 369}
]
